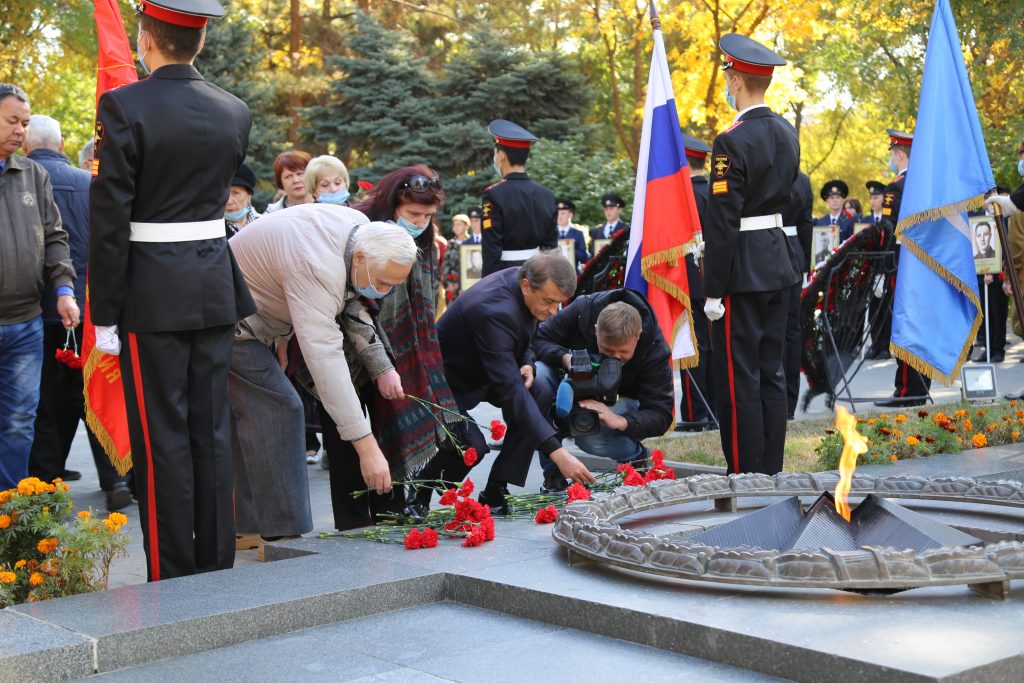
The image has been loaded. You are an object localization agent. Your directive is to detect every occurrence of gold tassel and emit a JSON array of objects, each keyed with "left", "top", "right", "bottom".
[
  {"left": 639, "top": 237, "right": 702, "bottom": 369},
  {"left": 895, "top": 193, "right": 987, "bottom": 235},
  {"left": 82, "top": 350, "right": 133, "bottom": 475}
]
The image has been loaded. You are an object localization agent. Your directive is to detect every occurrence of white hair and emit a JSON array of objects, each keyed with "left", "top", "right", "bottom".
[
  {"left": 353, "top": 221, "right": 418, "bottom": 268},
  {"left": 78, "top": 139, "right": 94, "bottom": 167},
  {"left": 25, "top": 114, "right": 62, "bottom": 151}
]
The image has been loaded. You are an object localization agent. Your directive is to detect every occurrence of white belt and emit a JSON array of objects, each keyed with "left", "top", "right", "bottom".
[
  {"left": 129, "top": 219, "right": 225, "bottom": 243},
  {"left": 781, "top": 225, "right": 797, "bottom": 237},
  {"left": 501, "top": 248, "right": 540, "bottom": 261},
  {"left": 738, "top": 214, "right": 783, "bottom": 231}
]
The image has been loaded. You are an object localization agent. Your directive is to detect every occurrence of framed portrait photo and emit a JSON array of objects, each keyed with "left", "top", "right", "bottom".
[
  {"left": 460, "top": 244, "right": 483, "bottom": 290},
  {"left": 853, "top": 222, "right": 872, "bottom": 235},
  {"left": 593, "top": 238, "right": 611, "bottom": 255},
  {"left": 558, "top": 238, "right": 576, "bottom": 270},
  {"left": 970, "top": 215, "right": 1001, "bottom": 275},
  {"left": 811, "top": 225, "right": 839, "bottom": 270}
]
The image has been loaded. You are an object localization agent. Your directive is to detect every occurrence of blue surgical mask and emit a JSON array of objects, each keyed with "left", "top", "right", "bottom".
[
  {"left": 888, "top": 158, "right": 899, "bottom": 174},
  {"left": 493, "top": 161, "right": 503, "bottom": 178},
  {"left": 356, "top": 258, "right": 388, "bottom": 299},
  {"left": 723, "top": 79, "right": 736, "bottom": 111},
  {"left": 395, "top": 215, "right": 427, "bottom": 238},
  {"left": 224, "top": 207, "right": 247, "bottom": 222},
  {"left": 137, "top": 37, "right": 151, "bottom": 76},
  {"left": 1017, "top": 158, "right": 1023, "bottom": 177},
  {"left": 318, "top": 189, "right": 350, "bottom": 205}
]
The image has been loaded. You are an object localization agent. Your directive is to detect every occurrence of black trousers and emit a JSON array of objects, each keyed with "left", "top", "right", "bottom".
[
  {"left": 783, "top": 281, "right": 802, "bottom": 418},
  {"left": 120, "top": 326, "right": 235, "bottom": 582},
  {"left": 893, "top": 360, "right": 932, "bottom": 398},
  {"left": 712, "top": 291, "right": 788, "bottom": 475},
  {"left": 29, "top": 323, "right": 128, "bottom": 491}
]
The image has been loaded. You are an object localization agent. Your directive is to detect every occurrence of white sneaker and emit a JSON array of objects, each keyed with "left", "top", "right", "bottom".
[{"left": 306, "top": 450, "right": 319, "bottom": 465}]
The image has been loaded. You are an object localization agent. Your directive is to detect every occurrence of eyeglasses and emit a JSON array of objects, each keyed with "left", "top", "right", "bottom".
[{"left": 401, "top": 175, "right": 443, "bottom": 193}]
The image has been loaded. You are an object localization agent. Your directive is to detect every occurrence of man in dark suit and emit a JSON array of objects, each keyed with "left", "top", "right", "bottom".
[
  {"left": 414, "top": 252, "right": 595, "bottom": 516},
  {"left": 88, "top": 0, "right": 254, "bottom": 581},
  {"left": 864, "top": 180, "right": 893, "bottom": 360},
  {"left": 481, "top": 120, "right": 557, "bottom": 276},
  {"left": 555, "top": 199, "right": 590, "bottom": 270},
  {"left": 874, "top": 129, "right": 931, "bottom": 408},
  {"left": 701, "top": 34, "right": 801, "bottom": 476},
  {"left": 590, "top": 193, "right": 630, "bottom": 243},
  {"left": 814, "top": 180, "right": 855, "bottom": 241}
]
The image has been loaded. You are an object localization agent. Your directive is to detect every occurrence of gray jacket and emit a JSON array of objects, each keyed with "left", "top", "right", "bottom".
[{"left": 0, "top": 155, "right": 75, "bottom": 324}]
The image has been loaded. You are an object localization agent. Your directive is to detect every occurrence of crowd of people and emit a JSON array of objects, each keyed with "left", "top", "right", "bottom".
[{"left": 4, "top": 0, "right": 1024, "bottom": 584}]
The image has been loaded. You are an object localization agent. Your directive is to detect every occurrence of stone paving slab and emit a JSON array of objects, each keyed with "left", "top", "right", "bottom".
[{"left": 0, "top": 609, "right": 95, "bottom": 681}]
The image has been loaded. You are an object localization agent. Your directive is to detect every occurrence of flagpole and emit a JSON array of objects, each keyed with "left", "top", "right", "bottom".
[
  {"left": 992, "top": 202, "right": 1024, "bottom": 340},
  {"left": 648, "top": 0, "right": 660, "bottom": 28}
]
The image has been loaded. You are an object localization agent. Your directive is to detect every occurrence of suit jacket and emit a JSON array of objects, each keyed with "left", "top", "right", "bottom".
[
  {"left": 785, "top": 172, "right": 814, "bottom": 273},
  {"left": 89, "top": 63, "right": 255, "bottom": 332},
  {"left": 481, "top": 172, "right": 557, "bottom": 277},
  {"left": 589, "top": 220, "right": 629, "bottom": 244},
  {"left": 813, "top": 212, "right": 855, "bottom": 242},
  {"left": 437, "top": 267, "right": 555, "bottom": 446},
  {"left": 558, "top": 225, "right": 590, "bottom": 268},
  {"left": 702, "top": 106, "right": 801, "bottom": 298}
]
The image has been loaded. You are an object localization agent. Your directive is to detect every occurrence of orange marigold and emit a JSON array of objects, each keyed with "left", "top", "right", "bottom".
[
  {"left": 894, "top": 414, "right": 907, "bottom": 423},
  {"left": 954, "top": 409, "right": 968, "bottom": 418},
  {"left": 14, "top": 559, "right": 26, "bottom": 568},
  {"left": 879, "top": 414, "right": 891, "bottom": 420},
  {"left": 0, "top": 514, "right": 10, "bottom": 529},
  {"left": 37, "top": 538, "right": 58, "bottom": 554},
  {"left": 906, "top": 436, "right": 920, "bottom": 446},
  {"left": 987, "top": 424, "right": 998, "bottom": 433},
  {"left": 889, "top": 455, "right": 899, "bottom": 462},
  {"left": 0, "top": 490, "right": 9, "bottom": 504},
  {"left": 976, "top": 409, "right": 987, "bottom": 417},
  {"left": 1016, "top": 410, "right": 1024, "bottom": 419},
  {"left": 972, "top": 433, "right": 988, "bottom": 448},
  {"left": 1013, "top": 432, "right": 1021, "bottom": 440},
  {"left": 0, "top": 571, "right": 15, "bottom": 584},
  {"left": 29, "top": 572, "right": 44, "bottom": 587},
  {"left": 962, "top": 419, "right": 973, "bottom": 432},
  {"left": 77, "top": 510, "right": 91, "bottom": 519},
  {"left": 867, "top": 418, "right": 878, "bottom": 425}
]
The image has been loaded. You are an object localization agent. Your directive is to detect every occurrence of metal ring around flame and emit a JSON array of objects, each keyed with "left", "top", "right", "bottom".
[{"left": 551, "top": 473, "right": 1024, "bottom": 593}]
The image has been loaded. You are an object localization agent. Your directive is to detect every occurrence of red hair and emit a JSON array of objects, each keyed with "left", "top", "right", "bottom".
[
  {"left": 352, "top": 165, "right": 445, "bottom": 224},
  {"left": 272, "top": 150, "right": 311, "bottom": 190}
]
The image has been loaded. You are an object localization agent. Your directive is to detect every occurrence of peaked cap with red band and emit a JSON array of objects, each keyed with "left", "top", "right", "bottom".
[
  {"left": 488, "top": 119, "right": 538, "bottom": 149},
  {"left": 138, "top": 0, "right": 224, "bottom": 28},
  {"left": 682, "top": 132, "right": 712, "bottom": 161},
  {"left": 720, "top": 33, "right": 786, "bottom": 76},
  {"left": 887, "top": 128, "right": 914, "bottom": 149}
]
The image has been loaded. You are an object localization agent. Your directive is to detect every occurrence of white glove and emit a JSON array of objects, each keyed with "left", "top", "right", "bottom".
[
  {"left": 986, "top": 194, "right": 1020, "bottom": 217},
  {"left": 95, "top": 325, "right": 121, "bottom": 356},
  {"left": 872, "top": 275, "right": 885, "bottom": 299},
  {"left": 692, "top": 240, "right": 705, "bottom": 259},
  {"left": 704, "top": 297, "right": 724, "bottom": 321}
]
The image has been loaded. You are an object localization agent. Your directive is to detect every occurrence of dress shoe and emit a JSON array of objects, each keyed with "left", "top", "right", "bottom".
[
  {"left": 972, "top": 348, "right": 989, "bottom": 362},
  {"left": 991, "top": 352, "right": 1005, "bottom": 363},
  {"left": 540, "top": 469, "right": 568, "bottom": 494},
  {"left": 478, "top": 485, "right": 510, "bottom": 516},
  {"left": 675, "top": 420, "right": 716, "bottom": 433},
  {"left": 60, "top": 469, "right": 82, "bottom": 481},
  {"left": 402, "top": 486, "right": 433, "bottom": 523},
  {"left": 873, "top": 396, "right": 926, "bottom": 408},
  {"left": 105, "top": 482, "right": 133, "bottom": 511}
]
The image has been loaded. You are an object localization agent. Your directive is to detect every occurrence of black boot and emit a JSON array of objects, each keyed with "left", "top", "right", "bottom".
[
  {"left": 478, "top": 478, "right": 510, "bottom": 516},
  {"left": 540, "top": 468, "right": 568, "bottom": 494},
  {"left": 403, "top": 485, "right": 434, "bottom": 523}
]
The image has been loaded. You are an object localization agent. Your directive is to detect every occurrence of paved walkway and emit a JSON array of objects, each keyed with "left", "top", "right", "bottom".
[{"left": 59, "top": 338, "right": 1024, "bottom": 589}]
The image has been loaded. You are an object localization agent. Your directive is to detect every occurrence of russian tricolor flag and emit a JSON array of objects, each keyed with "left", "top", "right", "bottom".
[{"left": 624, "top": 24, "right": 700, "bottom": 366}]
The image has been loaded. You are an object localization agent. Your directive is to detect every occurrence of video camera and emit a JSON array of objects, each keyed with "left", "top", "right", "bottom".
[{"left": 555, "top": 349, "right": 622, "bottom": 436}]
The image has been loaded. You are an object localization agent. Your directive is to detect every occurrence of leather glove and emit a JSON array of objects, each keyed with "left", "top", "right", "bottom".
[
  {"left": 872, "top": 275, "right": 885, "bottom": 299},
  {"left": 986, "top": 195, "right": 1020, "bottom": 217},
  {"left": 704, "top": 297, "right": 724, "bottom": 322},
  {"left": 95, "top": 325, "right": 121, "bottom": 356}
]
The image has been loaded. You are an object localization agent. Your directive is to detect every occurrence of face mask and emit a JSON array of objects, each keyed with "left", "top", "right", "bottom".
[
  {"left": 318, "top": 189, "right": 349, "bottom": 205},
  {"left": 395, "top": 215, "right": 427, "bottom": 238},
  {"left": 356, "top": 258, "right": 388, "bottom": 299},
  {"left": 224, "top": 207, "right": 247, "bottom": 222},
  {"left": 723, "top": 79, "right": 737, "bottom": 110},
  {"left": 137, "top": 36, "right": 151, "bottom": 76},
  {"left": 1017, "top": 159, "right": 1024, "bottom": 177},
  {"left": 888, "top": 158, "right": 899, "bottom": 174}
]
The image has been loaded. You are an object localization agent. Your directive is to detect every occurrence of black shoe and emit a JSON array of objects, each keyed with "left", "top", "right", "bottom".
[
  {"left": 540, "top": 469, "right": 568, "bottom": 494},
  {"left": 866, "top": 350, "right": 891, "bottom": 360},
  {"left": 60, "top": 469, "right": 82, "bottom": 482},
  {"left": 972, "top": 348, "right": 988, "bottom": 362},
  {"left": 675, "top": 420, "right": 715, "bottom": 433},
  {"left": 991, "top": 352, "right": 1005, "bottom": 363},
  {"left": 873, "top": 396, "right": 926, "bottom": 408},
  {"left": 402, "top": 486, "right": 433, "bottom": 523},
  {"left": 478, "top": 484, "right": 510, "bottom": 516},
  {"left": 105, "top": 482, "right": 133, "bottom": 511}
]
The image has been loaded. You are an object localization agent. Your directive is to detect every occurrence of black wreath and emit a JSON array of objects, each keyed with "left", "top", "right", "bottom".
[
  {"left": 573, "top": 228, "right": 631, "bottom": 301},
  {"left": 800, "top": 223, "right": 894, "bottom": 410}
]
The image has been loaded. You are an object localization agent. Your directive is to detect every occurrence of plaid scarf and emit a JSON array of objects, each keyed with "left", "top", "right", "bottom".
[{"left": 370, "top": 247, "right": 460, "bottom": 476}]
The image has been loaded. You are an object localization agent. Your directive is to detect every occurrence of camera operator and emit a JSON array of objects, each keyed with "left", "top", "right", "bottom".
[{"left": 534, "top": 290, "right": 674, "bottom": 492}]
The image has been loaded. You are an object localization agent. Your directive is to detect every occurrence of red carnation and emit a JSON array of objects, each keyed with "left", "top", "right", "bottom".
[
  {"left": 644, "top": 469, "right": 661, "bottom": 483},
  {"left": 623, "top": 470, "right": 644, "bottom": 486},
  {"left": 404, "top": 529, "right": 423, "bottom": 550},
  {"left": 615, "top": 463, "right": 632, "bottom": 473},
  {"left": 490, "top": 420, "right": 506, "bottom": 441},
  {"left": 420, "top": 528, "right": 438, "bottom": 548},
  {"left": 357, "top": 180, "right": 373, "bottom": 191},
  {"left": 462, "top": 526, "right": 487, "bottom": 547},
  {"left": 651, "top": 449, "right": 665, "bottom": 468},
  {"left": 534, "top": 505, "right": 558, "bottom": 524},
  {"left": 459, "top": 478, "right": 475, "bottom": 497},
  {"left": 439, "top": 488, "right": 458, "bottom": 506},
  {"left": 566, "top": 483, "right": 590, "bottom": 503},
  {"left": 463, "top": 447, "right": 478, "bottom": 467},
  {"left": 481, "top": 516, "right": 495, "bottom": 541}
]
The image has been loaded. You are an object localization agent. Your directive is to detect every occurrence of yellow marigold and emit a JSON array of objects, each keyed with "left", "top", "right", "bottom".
[
  {"left": 893, "top": 429, "right": 903, "bottom": 437},
  {"left": 1013, "top": 431, "right": 1021, "bottom": 440},
  {"left": 0, "top": 490, "right": 9, "bottom": 504},
  {"left": 906, "top": 436, "right": 920, "bottom": 446},
  {"left": 108, "top": 512, "right": 128, "bottom": 526},
  {"left": 879, "top": 414, "right": 891, "bottom": 420},
  {"left": 867, "top": 418, "right": 877, "bottom": 425},
  {"left": 0, "top": 571, "right": 15, "bottom": 584},
  {"left": 972, "top": 433, "right": 988, "bottom": 448},
  {"left": 894, "top": 414, "right": 907, "bottom": 423},
  {"left": 890, "top": 455, "right": 899, "bottom": 462},
  {"left": 29, "top": 572, "right": 44, "bottom": 587},
  {"left": 17, "top": 477, "right": 47, "bottom": 495},
  {"left": 77, "top": 510, "right": 91, "bottom": 519},
  {"left": 15, "top": 559, "right": 26, "bottom": 569},
  {"left": 0, "top": 514, "right": 10, "bottom": 529},
  {"left": 37, "top": 538, "right": 58, "bottom": 554}
]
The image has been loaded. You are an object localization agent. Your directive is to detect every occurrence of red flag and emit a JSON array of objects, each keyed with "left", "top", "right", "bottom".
[{"left": 84, "top": 0, "right": 138, "bottom": 475}]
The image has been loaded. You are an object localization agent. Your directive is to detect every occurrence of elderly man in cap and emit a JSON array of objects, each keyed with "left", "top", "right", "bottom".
[
  {"left": 224, "top": 163, "right": 259, "bottom": 237},
  {"left": 481, "top": 119, "right": 558, "bottom": 277},
  {"left": 814, "top": 180, "right": 855, "bottom": 241},
  {"left": 591, "top": 193, "right": 630, "bottom": 242},
  {"left": 701, "top": 33, "right": 801, "bottom": 476},
  {"left": 88, "top": 0, "right": 254, "bottom": 581},
  {"left": 556, "top": 199, "right": 590, "bottom": 270}
]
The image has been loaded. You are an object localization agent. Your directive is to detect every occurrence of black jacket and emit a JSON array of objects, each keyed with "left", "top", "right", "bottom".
[
  {"left": 437, "top": 267, "right": 554, "bottom": 446},
  {"left": 785, "top": 172, "right": 814, "bottom": 274},
  {"left": 703, "top": 107, "right": 801, "bottom": 298},
  {"left": 481, "top": 172, "right": 557, "bottom": 277},
  {"left": 533, "top": 288, "right": 674, "bottom": 440},
  {"left": 89, "top": 63, "right": 254, "bottom": 331}
]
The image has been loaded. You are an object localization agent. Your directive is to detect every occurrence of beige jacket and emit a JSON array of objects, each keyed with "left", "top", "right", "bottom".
[{"left": 229, "top": 204, "right": 391, "bottom": 441}]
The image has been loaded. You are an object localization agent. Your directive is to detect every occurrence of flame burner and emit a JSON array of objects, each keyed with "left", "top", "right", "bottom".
[{"left": 689, "top": 493, "right": 981, "bottom": 553}]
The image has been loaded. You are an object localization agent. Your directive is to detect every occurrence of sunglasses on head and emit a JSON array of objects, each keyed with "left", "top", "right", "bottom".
[{"left": 401, "top": 175, "right": 443, "bottom": 193}]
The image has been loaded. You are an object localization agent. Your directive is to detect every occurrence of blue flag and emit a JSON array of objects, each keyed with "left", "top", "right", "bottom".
[{"left": 892, "top": 0, "right": 995, "bottom": 384}]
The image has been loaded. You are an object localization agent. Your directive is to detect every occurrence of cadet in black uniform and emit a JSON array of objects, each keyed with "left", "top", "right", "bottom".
[
  {"left": 481, "top": 120, "right": 557, "bottom": 276},
  {"left": 874, "top": 129, "right": 932, "bottom": 407},
  {"left": 814, "top": 180, "right": 856, "bottom": 241},
  {"left": 782, "top": 170, "right": 814, "bottom": 418},
  {"left": 590, "top": 193, "right": 630, "bottom": 243},
  {"left": 702, "top": 34, "right": 801, "bottom": 475},
  {"left": 677, "top": 133, "right": 716, "bottom": 431},
  {"left": 88, "top": 0, "right": 254, "bottom": 581}
]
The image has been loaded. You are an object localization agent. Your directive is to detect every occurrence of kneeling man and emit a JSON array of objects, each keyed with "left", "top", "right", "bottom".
[{"left": 533, "top": 289, "right": 674, "bottom": 492}]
